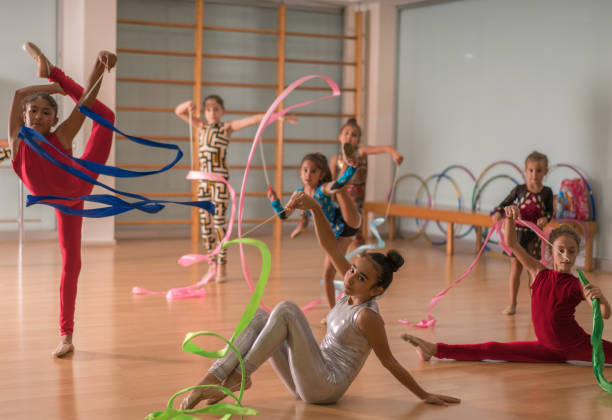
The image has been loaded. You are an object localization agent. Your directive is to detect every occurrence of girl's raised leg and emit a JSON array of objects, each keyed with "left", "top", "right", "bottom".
[
  {"left": 334, "top": 188, "right": 360, "bottom": 229},
  {"left": 23, "top": 42, "right": 53, "bottom": 78}
]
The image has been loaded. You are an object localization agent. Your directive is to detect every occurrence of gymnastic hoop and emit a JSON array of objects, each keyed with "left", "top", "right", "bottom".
[
  {"left": 472, "top": 160, "right": 525, "bottom": 207},
  {"left": 472, "top": 173, "right": 521, "bottom": 248},
  {"left": 415, "top": 173, "right": 463, "bottom": 246},
  {"left": 431, "top": 165, "right": 477, "bottom": 242},
  {"left": 391, "top": 173, "right": 432, "bottom": 241}
]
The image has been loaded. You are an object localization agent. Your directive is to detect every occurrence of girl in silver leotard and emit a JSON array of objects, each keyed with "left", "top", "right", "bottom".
[{"left": 180, "top": 192, "right": 461, "bottom": 409}]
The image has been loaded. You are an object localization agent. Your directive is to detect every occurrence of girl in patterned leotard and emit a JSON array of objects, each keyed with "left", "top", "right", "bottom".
[
  {"left": 491, "top": 151, "right": 554, "bottom": 315},
  {"left": 175, "top": 98, "right": 295, "bottom": 282},
  {"left": 404, "top": 205, "right": 611, "bottom": 365},
  {"left": 179, "top": 191, "right": 460, "bottom": 410},
  {"left": 268, "top": 152, "right": 361, "bottom": 309},
  {"left": 9, "top": 42, "right": 116, "bottom": 357}
]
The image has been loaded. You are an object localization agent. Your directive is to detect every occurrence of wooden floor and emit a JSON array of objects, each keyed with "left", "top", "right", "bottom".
[{"left": 1, "top": 233, "right": 611, "bottom": 420}]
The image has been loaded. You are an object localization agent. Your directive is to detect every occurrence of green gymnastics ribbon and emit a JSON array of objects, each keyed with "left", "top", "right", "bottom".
[
  {"left": 577, "top": 269, "right": 612, "bottom": 394},
  {"left": 145, "top": 237, "right": 271, "bottom": 419}
]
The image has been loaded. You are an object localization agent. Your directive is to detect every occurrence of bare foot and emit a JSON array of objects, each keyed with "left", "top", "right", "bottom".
[
  {"left": 502, "top": 304, "right": 516, "bottom": 316},
  {"left": 179, "top": 373, "right": 223, "bottom": 410},
  {"left": 52, "top": 335, "right": 74, "bottom": 358},
  {"left": 215, "top": 264, "right": 228, "bottom": 283},
  {"left": 23, "top": 42, "right": 53, "bottom": 78},
  {"left": 401, "top": 334, "right": 436, "bottom": 361},
  {"left": 205, "top": 371, "right": 252, "bottom": 406},
  {"left": 342, "top": 142, "right": 358, "bottom": 167}
]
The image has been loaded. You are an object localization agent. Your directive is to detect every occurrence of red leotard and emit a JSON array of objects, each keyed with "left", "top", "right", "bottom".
[{"left": 12, "top": 66, "right": 114, "bottom": 335}]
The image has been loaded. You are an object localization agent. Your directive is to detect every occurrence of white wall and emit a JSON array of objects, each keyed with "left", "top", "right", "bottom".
[
  {"left": 115, "top": 0, "right": 344, "bottom": 236},
  {"left": 0, "top": 1, "right": 58, "bottom": 238},
  {"left": 395, "top": 0, "right": 612, "bottom": 263},
  {"left": 0, "top": 1, "right": 117, "bottom": 244}
]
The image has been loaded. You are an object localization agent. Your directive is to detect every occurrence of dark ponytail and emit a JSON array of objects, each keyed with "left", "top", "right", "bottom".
[{"left": 366, "top": 249, "right": 404, "bottom": 292}]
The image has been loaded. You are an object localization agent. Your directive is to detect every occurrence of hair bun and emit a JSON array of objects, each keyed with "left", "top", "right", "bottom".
[
  {"left": 346, "top": 117, "right": 358, "bottom": 124},
  {"left": 385, "top": 250, "right": 404, "bottom": 272}
]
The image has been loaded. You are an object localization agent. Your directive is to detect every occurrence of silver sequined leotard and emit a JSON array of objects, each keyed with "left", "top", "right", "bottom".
[{"left": 209, "top": 296, "right": 379, "bottom": 404}]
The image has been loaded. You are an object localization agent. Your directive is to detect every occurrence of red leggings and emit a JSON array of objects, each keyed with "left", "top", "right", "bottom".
[
  {"left": 437, "top": 339, "right": 612, "bottom": 363},
  {"left": 50, "top": 67, "right": 114, "bottom": 335}
]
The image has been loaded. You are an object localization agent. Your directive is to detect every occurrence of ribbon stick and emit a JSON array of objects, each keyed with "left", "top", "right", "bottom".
[
  {"left": 145, "top": 238, "right": 270, "bottom": 419},
  {"left": 258, "top": 142, "right": 271, "bottom": 188},
  {"left": 384, "top": 164, "right": 400, "bottom": 219},
  {"left": 577, "top": 269, "right": 612, "bottom": 394},
  {"left": 189, "top": 110, "right": 195, "bottom": 171}
]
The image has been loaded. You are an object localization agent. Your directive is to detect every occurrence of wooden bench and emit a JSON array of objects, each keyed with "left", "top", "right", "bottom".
[{"left": 362, "top": 201, "right": 598, "bottom": 272}]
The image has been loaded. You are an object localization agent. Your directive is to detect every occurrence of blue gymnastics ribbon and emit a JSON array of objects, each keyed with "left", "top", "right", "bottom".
[{"left": 17, "top": 105, "right": 215, "bottom": 217}]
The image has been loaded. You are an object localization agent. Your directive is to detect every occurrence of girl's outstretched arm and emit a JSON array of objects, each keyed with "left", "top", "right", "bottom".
[
  {"left": 174, "top": 100, "right": 205, "bottom": 128},
  {"left": 359, "top": 145, "right": 403, "bottom": 165},
  {"left": 357, "top": 309, "right": 460, "bottom": 406},
  {"left": 287, "top": 191, "right": 350, "bottom": 276},
  {"left": 224, "top": 114, "right": 297, "bottom": 136},
  {"left": 55, "top": 51, "right": 117, "bottom": 149},
  {"left": 267, "top": 186, "right": 293, "bottom": 220},
  {"left": 503, "top": 205, "right": 544, "bottom": 281},
  {"left": 583, "top": 284, "right": 611, "bottom": 319},
  {"left": 8, "top": 82, "right": 65, "bottom": 153}
]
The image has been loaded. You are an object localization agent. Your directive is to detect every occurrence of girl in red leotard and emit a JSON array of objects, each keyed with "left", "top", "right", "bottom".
[
  {"left": 8, "top": 42, "right": 116, "bottom": 357},
  {"left": 403, "top": 204, "right": 612, "bottom": 364}
]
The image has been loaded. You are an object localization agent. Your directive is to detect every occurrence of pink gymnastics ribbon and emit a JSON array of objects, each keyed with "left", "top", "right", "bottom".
[
  {"left": 132, "top": 172, "right": 235, "bottom": 299},
  {"left": 228, "top": 75, "right": 340, "bottom": 311},
  {"left": 235, "top": 75, "right": 340, "bottom": 304},
  {"left": 400, "top": 218, "right": 551, "bottom": 328}
]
